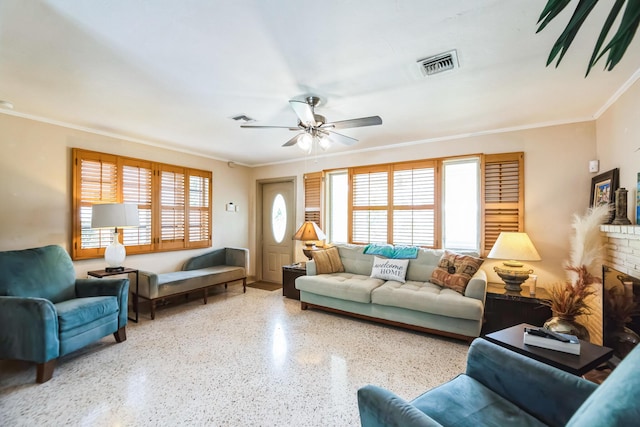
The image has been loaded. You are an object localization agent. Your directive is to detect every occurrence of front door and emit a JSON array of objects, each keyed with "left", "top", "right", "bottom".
[{"left": 262, "top": 181, "right": 294, "bottom": 283}]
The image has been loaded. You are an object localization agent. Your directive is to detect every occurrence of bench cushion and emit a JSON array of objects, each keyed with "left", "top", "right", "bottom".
[
  {"left": 155, "top": 266, "right": 245, "bottom": 298},
  {"left": 371, "top": 280, "right": 484, "bottom": 321}
]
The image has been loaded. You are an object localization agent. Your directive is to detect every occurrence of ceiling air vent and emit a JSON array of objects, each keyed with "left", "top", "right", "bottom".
[{"left": 417, "top": 50, "right": 458, "bottom": 76}]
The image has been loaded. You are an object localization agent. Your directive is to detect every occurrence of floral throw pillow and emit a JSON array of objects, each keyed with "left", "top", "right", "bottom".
[{"left": 431, "top": 250, "right": 484, "bottom": 294}]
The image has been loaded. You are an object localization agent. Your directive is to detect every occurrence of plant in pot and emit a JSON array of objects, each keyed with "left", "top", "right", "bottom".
[{"left": 542, "top": 204, "right": 610, "bottom": 340}]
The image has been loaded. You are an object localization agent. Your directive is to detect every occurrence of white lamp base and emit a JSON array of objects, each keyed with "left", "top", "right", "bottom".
[{"left": 105, "top": 230, "right": 126, "bottom": 272}]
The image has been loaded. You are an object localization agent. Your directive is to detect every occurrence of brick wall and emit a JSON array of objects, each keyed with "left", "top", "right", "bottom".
[{"left": 602, "top": 225, "right": 640, "bottom": 278}]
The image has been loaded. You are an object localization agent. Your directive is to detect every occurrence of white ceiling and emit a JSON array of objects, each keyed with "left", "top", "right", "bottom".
[{"left": 1, "top": 0, "right": 639, "bottom": 166}]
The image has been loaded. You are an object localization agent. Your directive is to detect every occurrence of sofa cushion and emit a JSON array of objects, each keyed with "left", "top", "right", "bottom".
[
  {"left": 312, "top": 247, "right": 345, "bottom": 274},
  {"left": 370, "top": 256, "right": 409, "bottom": 283},
  {"left": 295, "top": 273, "right": 384, "bottom": 303},
  {"left": 55, "top": 296, "right": 119, "bottom": 332},
  {"left": 371, "top": 280, "right": 484, "bottom": 320},
  {"left": 431, "top": 250, "right": 484, "bottom": 294}
]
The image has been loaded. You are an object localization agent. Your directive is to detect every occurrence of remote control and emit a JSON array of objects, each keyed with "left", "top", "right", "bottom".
[
  {"left": 541, "top": 327, "right": 571, "bottom": 342},
  {"left": 524, "top": 327, "right": 547, "bottom": 337}
]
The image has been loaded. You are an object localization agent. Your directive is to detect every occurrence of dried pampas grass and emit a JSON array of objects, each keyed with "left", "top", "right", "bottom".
[{"left": 567, "top": 204, "right": 610, "bottom": 283}]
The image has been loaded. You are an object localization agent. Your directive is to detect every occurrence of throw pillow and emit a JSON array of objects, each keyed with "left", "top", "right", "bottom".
[
  {"left": 431, "top": 251, "right": 484, "bottom": 294},
  {"left": 311, "top": 247, "right": 345, "bottom": 274},
  {"left": 370, "top": 256, "right": 409, "bottom": 283}
]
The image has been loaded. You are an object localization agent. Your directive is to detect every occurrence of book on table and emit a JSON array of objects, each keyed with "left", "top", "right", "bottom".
[{"left": 523, "top": 331, "right": 581, "bottom": 355}]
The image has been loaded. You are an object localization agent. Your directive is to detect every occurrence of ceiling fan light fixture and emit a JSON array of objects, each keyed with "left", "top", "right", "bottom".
[
  {"left": 318, "top": 135, "right": 331, "bottom": 150},
  {"left": 297, "top": 133, "right": 312, "bottom": 153}
]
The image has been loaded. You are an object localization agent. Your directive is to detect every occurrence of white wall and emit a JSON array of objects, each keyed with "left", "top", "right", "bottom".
[
  {"left": 0, "top": 114, "right": 251, "bottom": 277},
  {"left": 251, "top": 121, "right": 598, "bottom": 288},
  {"left": 596, "top": 77, "right": 640, "bottom": 223}
]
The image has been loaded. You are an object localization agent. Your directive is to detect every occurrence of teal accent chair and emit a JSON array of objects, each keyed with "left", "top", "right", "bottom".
[
  {"left": 358, "top": 338, "right": 640, "bottom": 427},
  {"left": 0, "top": 245, "right": 129, "bottom": 383}
]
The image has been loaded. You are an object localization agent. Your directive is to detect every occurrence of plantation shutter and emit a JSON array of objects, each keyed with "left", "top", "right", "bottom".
[
  {"left": 482, "top": 152, "right": 524, "bottom": 255},
  {"left": 304, "top": 172, "right": 322, "bottom": 228},
  {"left": 187, "top": 169, "right": 212, "bottom": 248},
  {"left": 392, "top": 161, "right": 437, "bottom": 247},
  {"left": 121, "top": 159, "right": 153, "bottom": 253},
  {"left": 159, "top": 165, "right": 186, "bottom": 250},
  {"left": 350, "top": 166, "right": 389, "bottom": 244},
  {"left": 72, "top": 150, "right": 118, "bottom": 259}
]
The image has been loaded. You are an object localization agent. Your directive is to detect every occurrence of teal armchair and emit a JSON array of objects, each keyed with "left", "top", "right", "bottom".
[
  {"left": 0, "top": 245, "right": 128, "bottom": 383},
  {"left": 359, "top": 338, "right": 640, "bottom": 426}
]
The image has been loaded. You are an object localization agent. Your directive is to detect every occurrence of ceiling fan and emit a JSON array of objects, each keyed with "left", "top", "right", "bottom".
[{"left": 241, "top": 96, "right": 382, "bottom": 152}]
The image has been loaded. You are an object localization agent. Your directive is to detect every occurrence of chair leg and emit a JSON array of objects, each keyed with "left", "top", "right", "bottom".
[
  {"left": 203, "top": 288, "right": 208, "bottom": 305},
  {"left": 114, "top": 326, "right": 127, "bottom": 343},
  {"left": 243, "top": 278, "right": 247, "bottom": 293},
  {"left": 36, "top": 359, "right": 56, "bottom": 383},
  {"left": 151, "top": 300, "right": 156, "bottom": 320}
]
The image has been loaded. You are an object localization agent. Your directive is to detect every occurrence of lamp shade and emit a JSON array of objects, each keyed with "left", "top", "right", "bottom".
[
  {"left": 293, "top": 221, "right": 326, "bottom": 242},
  {"left": 487, "top": 232, "right": 541, "bottom": 262},
  {"left": 91, "top": 203, "right": 139, "bottom": 229}
]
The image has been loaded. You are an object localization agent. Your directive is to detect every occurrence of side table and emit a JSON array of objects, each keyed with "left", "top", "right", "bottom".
[
  {"left": 485, "top": 323, "right": 613, "bottom": 376},
  {"left": 282, "top": 263, "right": 306, "bottom": 300},
  {"left": 87, "top": 267, "right": 139, "bottom": 323},
  {"left": 482, "top": 282, "right": 552, "bottom": 335}
]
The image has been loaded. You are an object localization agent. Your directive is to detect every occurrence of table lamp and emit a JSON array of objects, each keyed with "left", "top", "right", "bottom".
[
  {"left": 91, "top": 203, "right": 139, "bottom": 272},
  {"left": 293, "top": 221, "right": 326, "bottom": 260},
  {"left": 487, "top": 232, "right": 541, "bottom": 292}
]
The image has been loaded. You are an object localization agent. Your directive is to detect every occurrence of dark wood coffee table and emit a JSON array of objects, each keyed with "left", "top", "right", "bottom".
[{"left": 484, "top": 323, "right": 613, "bottom": 376}]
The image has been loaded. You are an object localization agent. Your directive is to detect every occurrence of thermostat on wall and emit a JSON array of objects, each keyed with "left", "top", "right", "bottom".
[
  {"left": 225, "top": 203, "right": 238, "bottom": 212},
  {"left": 589, "top": 160, "right": 599, "bottom": 173}
]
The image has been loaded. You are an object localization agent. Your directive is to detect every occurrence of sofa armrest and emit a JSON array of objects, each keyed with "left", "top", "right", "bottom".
[
  {"left": 76, "top": 278, "right": 129, "bottom": 328},
  {"left": 466, "top": 339, "right": 597, "bottom": 427},
  {"left": 225, "top": 247, "right": 249, "bottom": 270},
  {"left": 0, "top": 296, "right": 60, "bottom": 363},
  {"left": 358, "top": 384, "right": 443, "bottom": 427},
  {"left": 138, "top": 271, "right": 159, "bottom": 299},
  {"left": 464, "top": 268, "right": 487, "bottom": 302},
  {"left": 306, "top": 260, "right": 317, "bottom": 276}
]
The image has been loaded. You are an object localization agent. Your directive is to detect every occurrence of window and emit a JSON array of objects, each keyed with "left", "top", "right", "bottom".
[
  {"left": 303, "top": 172, "right": 322, "bottom": 228},
  {"left": 443, "top": 158, "right": 480, "bottom": 250},
  {"left": 72, "top": 148, "right": 212, "bottom": 260},
  {"left": 325, "top": 171, "right": 348, "bottom": 243},
  {"left": 350, "top": 161, "right": 437, "bottom": 246},
  {"left": 322, "top": 152, "right": 523, "bottom": 252}
]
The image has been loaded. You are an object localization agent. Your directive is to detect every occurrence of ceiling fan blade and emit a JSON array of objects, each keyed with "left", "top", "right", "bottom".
[
  {"left": 241, "top": 124, "right": 300, "bottom": 130},
  {"left": 289, "top": 100, "right": 316, "bottom": 127},
  {"left": 282, "top": 134, "right": 302, "bottom": 147},
  {"left": 327, "top": 130, "right": 358, "bottom": 146},
  {"left": 324, "top": 115, "right": 382, "bottom": 130}
]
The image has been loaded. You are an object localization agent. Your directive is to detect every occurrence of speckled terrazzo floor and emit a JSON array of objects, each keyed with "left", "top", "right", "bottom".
[{"left": 0, "top": 285, "right": 469, "bottom": 426}]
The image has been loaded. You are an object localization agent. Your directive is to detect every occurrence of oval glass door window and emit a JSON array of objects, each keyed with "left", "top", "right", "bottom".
[{"left": 272, "top": 193, "right": 287, "bottom": 243}]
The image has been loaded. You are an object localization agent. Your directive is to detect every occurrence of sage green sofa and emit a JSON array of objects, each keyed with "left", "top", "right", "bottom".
[
  {"left": 138, "top": 247, "right": 248, "bottom": 319},
  {"left": 295, "top": 244, "right": 487, "bottom": 341}
]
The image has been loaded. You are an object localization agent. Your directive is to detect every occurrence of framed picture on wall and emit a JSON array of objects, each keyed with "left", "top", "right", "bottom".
[
  {"left": 590, "top": 168, "right": 619, "bottom": 224},
  {"left": 636, "top": 173, "right": 640, "bottom": 225}
]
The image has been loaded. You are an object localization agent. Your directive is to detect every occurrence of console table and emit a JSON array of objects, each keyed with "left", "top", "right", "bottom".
[
  {"left": 485, "top": 323, "right": 613, "bottom": 376},
  {"left": 282, "top": 263, "right": 306, "bottom": 300},
  {"left": 482, "top": 282, "right": 552, "bottom": 335}
]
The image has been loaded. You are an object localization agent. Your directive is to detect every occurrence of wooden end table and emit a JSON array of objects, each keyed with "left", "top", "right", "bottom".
[
  {"left": 484, "top": 323, "right": 613, "bottom": 376},
  {"left": 87, "top": 267, "right": 139, "bottom": 323},
  {"left": 282, "top": 263, "right": 306, "bottom": 300},
  {"left": 482, "top": 282, "right": 552, "bottom": 334}
]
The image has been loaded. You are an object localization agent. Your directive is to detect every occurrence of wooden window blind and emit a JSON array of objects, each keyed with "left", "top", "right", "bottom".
[
  {"left": 350, "top": 166, "right": 389, "bottom": 244},
  {"left": 72, "top": 148, "right": 212, "bottom": 260},
  {"left": 392, "top": 162, "right": 437, "bottom": 247},
  {"left": 304, "top": 172, "right": 322, "bottom": 228},
  {"left": 482, "top": 152, "right": 524, "bottom": 255}
]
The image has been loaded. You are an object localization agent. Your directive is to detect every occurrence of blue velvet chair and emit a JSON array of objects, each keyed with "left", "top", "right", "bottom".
[
  {"left": 359, "top": 338, "right": 640, "bottom": 426},
  {"left": 0, "top": 245, "right": 129, "bottom": 383}
]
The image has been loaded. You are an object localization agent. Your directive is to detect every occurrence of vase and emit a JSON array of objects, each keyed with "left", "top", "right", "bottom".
[
  {"left": 543, "top": 315, "right": 590, "bottom": 341},
  {"left": 605, "top": 325, "right": 640, "bottom": 359}
]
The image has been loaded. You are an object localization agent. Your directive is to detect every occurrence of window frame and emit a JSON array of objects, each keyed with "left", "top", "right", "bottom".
[{"left": 71, "top": 148, "right": 212, "bottom": 260}]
